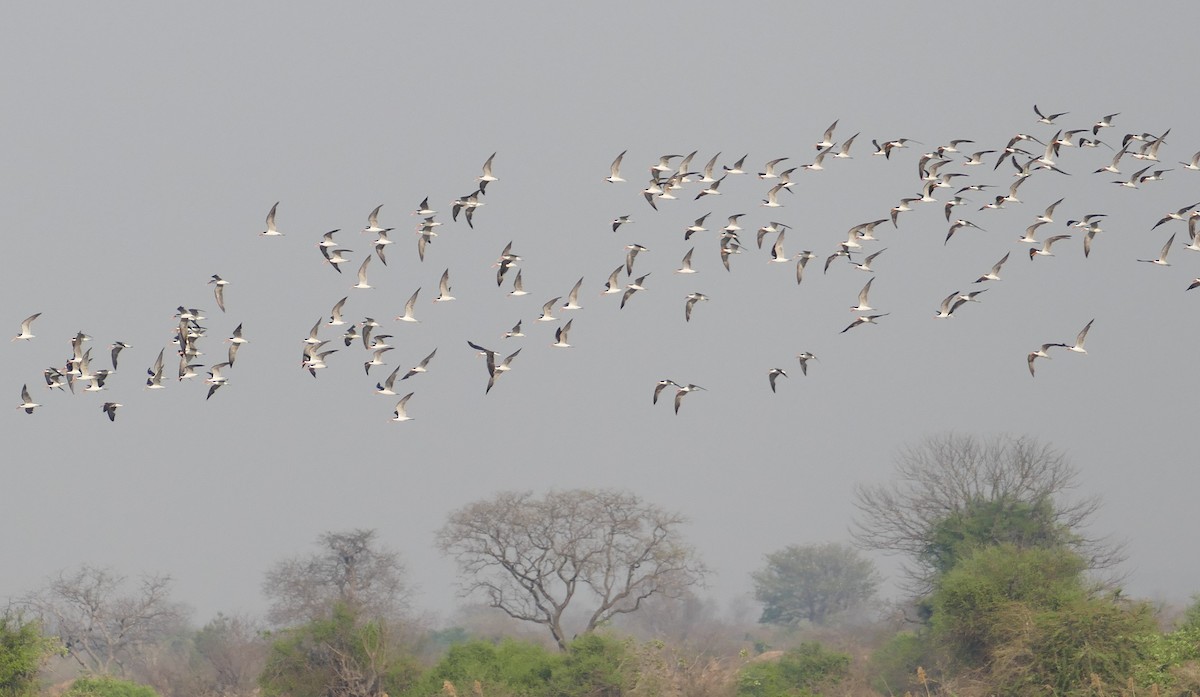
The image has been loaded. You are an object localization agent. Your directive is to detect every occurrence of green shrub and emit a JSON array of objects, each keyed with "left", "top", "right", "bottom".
[
  {"left": 736, "top": 642, "right": 850, "bottom": 697},
  {"left": 63, "top": 676, "right": 160, "bottom": 697},
  {"left": 866, "top": 632, "right": 931, "bottom": 695}
]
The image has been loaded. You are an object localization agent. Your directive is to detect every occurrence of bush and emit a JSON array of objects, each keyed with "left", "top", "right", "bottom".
[
  {"left": 0, "top": 616, "right": 60, "bottom": 697},
  {"left": 405, "top": 634, "right": 633, "bottom": 697},
  {"left": 63, "top": 676, "right": 160, "bottom": 697},
  {"left": 735, "top": 642, "right": 850, "bottom": 697},
  {"left": 866, "top": 632, "right": 932, "bottom": 695}
]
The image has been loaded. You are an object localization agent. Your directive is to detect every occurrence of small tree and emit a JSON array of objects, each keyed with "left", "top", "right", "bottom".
[
  {"left": 1, "top": 614, "right": 62, "bottom": 697},
  {"left": 852, "top": 433, "right": 1123, "bottom": 594},
  {"left": 258, "top": 604, "right": 418, "bottom": 697},
  {"left": 437, "top": 489, "right": 708, "bottom": 651},
  {"left": 18, "top": 565, "right": 187, "bottom": 677},
  {"left": 263, "top": 529, "right": 409, "bottom": 627},
  {"left": 751, "top": 543, "right": 879, "bottom": 627}
]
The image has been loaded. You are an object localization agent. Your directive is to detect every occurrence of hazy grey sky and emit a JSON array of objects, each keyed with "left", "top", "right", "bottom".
[{"left": 4, "top": 3, "right": 1200, "bottom": 623}]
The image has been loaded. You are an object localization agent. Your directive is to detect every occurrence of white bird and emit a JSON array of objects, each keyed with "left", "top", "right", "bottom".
[
  {"left": 796, "top": 352, "right": 817, "bottom": 376},
  {"left": 375, "top": 366, "right": 402, "bottom": 395},
  {"left": 323, "top": 248, "right": 354, "bottom": 273},
  {"left": 1092, "top": 112, "right": 1119, "bottom": 134},
  {"left": 768, "top": 368, "right": 788, "bottom": 392},
  {"left": 503, "top": 320, "right": 524, "bottom": 338},
  {"left": 1113, "top": 165, "right": 1152, "bottom": 188},
  {"left": 1027, "top": 343, "right": 1068, "bottom": 377},
  {"left": 328, "top": 296, "right": 349, "bottom": 326},
  {"left": 551, "top": 319, "right": 573, "bottom": 348},
  {"left": 1065, "top": 319, "right": 1094, "bottom": 354},
  {"left": 833, "top": 132, "right": 860, "bottom": 159},
  {"left": 562, "top": 277, "right": 584, "bottom": 311},
  {"left": 653, "top": 379, "right": 679, "bottom": 405},
  {"left": 13, "top": 313, "right": 40, "bottom": 341},
  {"left": 758, "top": 157, "right": 789, "bottom": 178},
  {"left": 17, "top": 384, "right": 40, "bottom": 414},
  {"left": 484, "top": 348, "right": 522, "bottom": 393},
  {"left": 850, "top": 277, "right": 876, "bottom": 312},
  {"left": 1180, "top": 151, "right": 1200, "bottom": 171},
  {"left": 694, "top": 176, "right": 724, "bottom": 200},
  {"left": 507, "top": 269, "right": 529, "bottom": 297},
  {"left": 227, "top": 324, "right": 247, "bottom": 346},
  {"left": 723, "top": 154, "right": 748, "bottom": 174},
  {"left": 1029, "top": 234, "right": 1071, "bottom": 259},
  {"left": 815, "top": 119, "right": 838, "bottom": 150},
  {"left": 841, "top": 314, "right": 889, "bottom": 333},
  {"left": 684, "top": 292, "right": 708, "bottom": 322},
  {"left": 1034, "top": 104, "right": 1068, "bottom": 124},
  {"left": 435, "top": 269, "right": 455, "bottom": 302},
  {"left": 395, "top": 288, "right": 421, "bottom": 323},
  {"left": 1151, "top": 202, "right": 1200, "bottom": 230},
  {"left": 620, "top": 274, "right": 650, "bottom": 309},
  {"left": 1185, "top": 216, "right": 1200, "bottom": 252},
  {"left": 209, "top": 275, "right": 229, "bottom": 312},
  {"left": 975, "top": 252, "right": 1010, "bottom": 282},
  {"left": 363, "top": 346, "right": 394, "bottom": 375},
  {"left": 761, "top": 183, "right": 785, "bottom": 208},
  {"left": 768, "top": 231, "right": 791, "bottom": 263},
  {"left": 684, "top": 213, "right": 710, "bottom": 239},
  {"left": 536, "top": 297, "right": 562, "bottom": 322},
  {"left": 795, "top": 251, "right": 817, "bottom": 284},
  {"left": 352, "top": 256, "right": 372, "bottom": 289},
  {"left": 261, "top": 202, "right": 283, "bottom": 236},
  {"left": 413, "top": 197, "right": 436, "bottom": 217},
  {"left": 363, "top": 204, "right": 391, "bottom": 235},
  {"left": 390, "top": 393, "right": 415, "bottom": 422},
  {"left": 477, "top": 152, "right": 498, "bottom": 190},
  {"left": 605, "top": 150, "right": 626, "bottom": 183},
  {"left": 601, "top": 265, "right": 625, "bottom": 295},
  {"left": 673, "top": 384, "right": 705, "bottom": 414},
  {"left": 625, "top": 244, "right": 648, "bottom": 275},
  {"left": 676, "top": 248, "right": 697, "bottom": 274},
  {"left": 802, "top": 146, "right": 832, "bottom": 171},
  {"left": 851, "top": 248, "right": 886, "bottom": 272},
  {"left": 1137, "top": 233, "right": 1174, "bottom": 266},
  {"left": 1037, "top": 198, "right": 1065, "bottom": 224},
  {"left": 401, "top": 349, "right": 437, "bottom": 380},
  {"left": 145, "top": 349, "right": 166, "bottom": 389},
  {"left": 934, "top": 291, "right": 965, "bottom": 318}
]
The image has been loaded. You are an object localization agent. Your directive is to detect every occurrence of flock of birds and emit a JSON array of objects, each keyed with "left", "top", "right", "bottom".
[{"left": 12, "top": 106, "right": 1200, "bottom": 422}]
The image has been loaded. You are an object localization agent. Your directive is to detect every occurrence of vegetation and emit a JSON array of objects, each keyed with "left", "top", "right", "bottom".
[
  {"left": 437, "top": 489, "right": 708, "bottom": 650},
  {"left": 735, "top": 642, "right": 850, "bottom": 697},
  {"left": 8, "top": 456, "right": 1200, "bottom": 697},
  {"left": 0, "top": 614, "right": 61, "bottom": 697},
  {"left": 751, "top": 543, "right": 879, "bottom": 627},
  {"left": 61, "top": 677, "right": 159, "bottom": 697}
]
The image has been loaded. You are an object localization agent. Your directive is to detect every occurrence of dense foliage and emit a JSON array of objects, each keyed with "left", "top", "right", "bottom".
[
  {"left": 62, "top": 676, "right": 160, "bottom": 697},
  {"left": 0, "top": 615, "right": 60, "bottom": 697},
  {"left": 735, "top": 642, "right": 850, "bottom": 697}
]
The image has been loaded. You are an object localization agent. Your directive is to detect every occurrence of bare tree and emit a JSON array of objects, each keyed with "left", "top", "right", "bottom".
[
  {"left": 17, "top": 564, "right": 188, "bottom": 677},
  {"left": 262, "top": 529, "right": 409, "bottom": 627},
  {"left": 851, "top": 433, "right": 1124, "bottom": 595},
  {"left": 436, "top": 488, "right": 708, "bottom": 650}
]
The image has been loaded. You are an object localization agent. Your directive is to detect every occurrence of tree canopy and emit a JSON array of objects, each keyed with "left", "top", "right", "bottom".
[
  {"left": 851, "top": 433, "right": 1122, "bottom": 593},
  {"left": 437, "top": 488, "right": 708, "bottom": 650},
  {"left": 751, "top": 543, "right": 879, "bottom": 627},
  {"left": 262, "top": 529, "right": 410, "bottom": 627}
]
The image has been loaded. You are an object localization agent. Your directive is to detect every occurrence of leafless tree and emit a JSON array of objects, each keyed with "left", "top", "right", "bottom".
[
  {"left": 17, "top": 564, "right": 188, "bottom": 677},
  {"left": 851, "top": 433, "right": 1124, "bottom": 595},
  {"left": 262, "top": 529, "right": 409, "bottom": 627},
  {"left": 436, "top": 488, "right": 708, "bottom": 651}
]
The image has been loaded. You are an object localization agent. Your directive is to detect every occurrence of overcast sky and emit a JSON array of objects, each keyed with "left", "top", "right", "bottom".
[{"left": 4, "top": 2, "right": 1200, "bottom": 624}]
